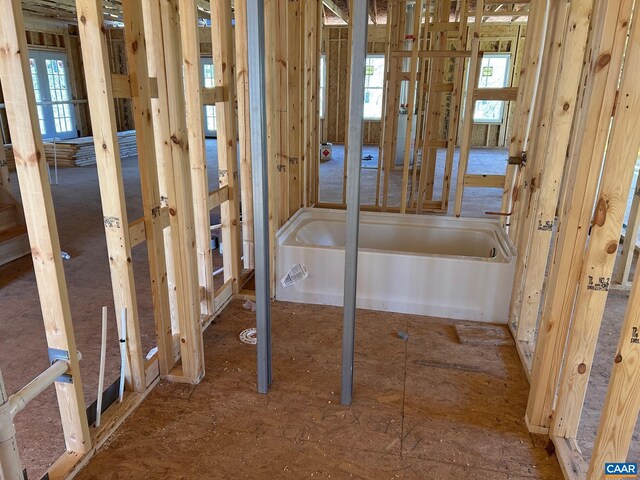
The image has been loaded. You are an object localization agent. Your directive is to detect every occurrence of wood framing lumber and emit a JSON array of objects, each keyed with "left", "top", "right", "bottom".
[
  {"left": 615, "top": 173, "right": 640, "bottom": 287},
  {"left": 201, "top": 86, "right": 226, "bottom": 105},
  {"left": 587, "top": 219, "right": 640, "bottom": 478},
  {"left": 474, "top": 87, "right": 519, "bottom": 101},
  {"left": 440, "top": 0, "right": 469, "bottom": 211},
  {"left": 508, "top": 0, "right": 570, "bottom": 337},
  {"left": 287, "top": 0, "right": 302, "bottom": 216},
  {"left": 521, "top": 0, "right": 604, "bottom": 432},
  {"left": 390, "top": 49, "right": 472, "bottom": 58},
  {"left": 0, "top": 0, "right": 91, "bottom": 454},
  {"left": 323, "top": 0, "right": 348, "bottom": 23},
  {"left": 551, "top": 435, "right": 589, "bottom": 480},
  {"left": 550, "top": 0, "right": 639, "bottom": 439},
  {"left": 45, "top": 379, "right": 159, "bottom": 479},
  {"left": 425, "top": 0, "right": 454, "bottom": 206},
  {"left": 453, "top": 0, "right": 484, "bottom": 217},
  {"left": 502, "top": 0, "right": 547, "bottom": 231},
  {"left": 142, "top": 0, "right": 180, "bottom": 342},
  {"left": 210, "top": 0, "right": 242, "bottom": 293},
  {"left": 408, "top": 0, "right": 432, "bottom": 208},
  {"left": 264, "top": 0, "right": 282, "bottom": 294},
  {"left": 121, "top": 0, "right": 175, "bottom": 377},
  {"left": 341, "top": 0, "right": 354, "bottom": 205},
  {"left": 379, "top": 0, "right": 400, "bottom": 210},
  {"left": 178, "top": 0, "right": 215, "bottom": 317},
  {"left": 128, "top": 217, "right": 147, "bottom": 248},
  {"left": 75, "top": 0, "right": 146, "bottom": 393},
  {"left": 156, "top": 0, "right": 205, "bottom": 383},
  {"left": 399, "top": 0, "right": 424, "bottom": 214},
  {"left": 463, "top": 174, "right": 505, "bottom": 188},
  {"left": 110, "top": 73, "right": 132, "bottom": 98},
  {"left": 0, "top": 136, "right": 9, "bottom": 189},
  {"left": 208, "top": 185, "right": 230, "bottom": 211},
  {"left": 233, "top": 0, "right": 255, "bottom": 270}
]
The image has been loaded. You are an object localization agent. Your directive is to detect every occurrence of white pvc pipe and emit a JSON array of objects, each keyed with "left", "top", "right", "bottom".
[
  {"left": 0, "top": 356, "right": 76, "bottom": 479},
  {"left": 96, "top": 306, "right": 108, "bottom": 427},
  {"left": 118, "top": 307, "right": 127, "bottom": 403},
  {"left": 0, "top": 366, "right": 19, "bottom": 480},
  {"left": 7, "top": 360, "right": 70, "bottom": 419}
]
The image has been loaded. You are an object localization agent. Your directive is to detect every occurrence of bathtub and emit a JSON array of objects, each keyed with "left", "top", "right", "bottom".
[{"left": 275, "top": 208, "right": 516, "bottom": 323}]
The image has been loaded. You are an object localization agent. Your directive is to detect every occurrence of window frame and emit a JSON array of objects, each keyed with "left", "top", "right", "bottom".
[
  {"left": 363, "top": 54, "right": 385, "bottom": 121},
  {"left": 472, "top": 52, "right": 512, "bottom": 125},
  {"left": 319, "top": 54, "right": 327, "bottom": 120}
]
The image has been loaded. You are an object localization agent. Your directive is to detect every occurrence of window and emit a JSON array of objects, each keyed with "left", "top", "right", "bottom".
[
  {"left": 29, "top": 51, "right": 76, "bottom": 139},
  {"left": 319, "top": 55, "right": 326, "bottom": 119},
  {"left": 45, "top": 59, "right": 73, "bottom": 134},
  {"left": 29, "top": 59, "right": 47, "bottom": 134},
  {"left": 201, "top": 58, "right": 217, "bottom": 136},
  {"left": 473, "top": 53, "right": 511, "bottom": 124},
  {"left": 363, "top": 55, "right": 385, "bottom": 120}
]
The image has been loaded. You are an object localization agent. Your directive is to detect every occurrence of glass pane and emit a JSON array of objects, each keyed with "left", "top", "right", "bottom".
[
  {"left": 45, "top": 58, "right": 73, "bottom": 133},
  {"left": 363, "top": 56, "right": 385, "bottom": 119},
  {"left": 364, "top": 56, "right": 385, "bottom": 89},
  {"left": 319, "top": 56, "right": 326, "bottom": 119},
  {"left": 29, "top": 58, "right": 46, "bottom": 134},
  {"left": 206, "top": 105, "right": 216, "bottom": 132},
  {"left": 474, "top": 54, "right": 510, "bottom": 123},
  {"left": 203, "top": 62, "right": 215, "bottom": 88},
  {"left": 477, "top": 55, "right": 510, "bottom": 89}
]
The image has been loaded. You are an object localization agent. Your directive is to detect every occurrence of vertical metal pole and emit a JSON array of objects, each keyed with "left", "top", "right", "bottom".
[
  {"left": 341, "top": 0, "right": 368, "bottom": 406},
  {"left": 246, "top": 0, "right": 272, "bottom": 393}
]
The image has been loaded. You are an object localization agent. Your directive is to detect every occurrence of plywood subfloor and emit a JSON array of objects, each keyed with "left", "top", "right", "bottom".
[{"left": 76, "top": 300, "right": 563, "bottom": 479}]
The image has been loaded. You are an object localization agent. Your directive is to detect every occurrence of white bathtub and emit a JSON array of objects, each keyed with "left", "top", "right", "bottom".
[{"left": 275, "top": 208, "right": 516, "bottom": 323}]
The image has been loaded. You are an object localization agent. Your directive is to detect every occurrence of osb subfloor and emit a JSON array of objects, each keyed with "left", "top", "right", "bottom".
[
  {"left": 76, "top": 300, "right": 564, "bottom": 480},
  {"left": 0, "top": 140, "right": 224, "bottom": 477},
  {"left": 317, "top": 145, "right": 506, "bottom": 218},
  {"left": 1, "top": 141, "right": 636, "bottom": 477}
]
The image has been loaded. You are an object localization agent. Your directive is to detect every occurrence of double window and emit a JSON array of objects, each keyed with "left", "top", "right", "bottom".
[{"left": 318, "top": 54, "right": 386, "bottom": 121}]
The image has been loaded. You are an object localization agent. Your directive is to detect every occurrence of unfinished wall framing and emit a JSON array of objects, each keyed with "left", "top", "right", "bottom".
[
  {"left": 0, "top": 0, "right": 253, "bottom": 476},
  {"left": 3, "top": 1, "right": 640, "bottom": 479},
  {"left": 502, "top": 0, "right": 640, "bottom": 476}
]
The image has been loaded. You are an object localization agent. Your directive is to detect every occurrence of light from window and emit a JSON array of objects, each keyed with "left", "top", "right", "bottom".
[
  {"left": 473, "top": 53, "right": 511, "bottom": 124},
  {"left": 45, "top": 59, "right": 73, "bottom": 133},
  {"left": 29, "top": 58, "right": 47, "bottom": 134},
  {"left": 364, "top": 55, "right": 385, "bottom": 120},
  {"left": 202, "top": 62, "right": 217, "bottom": 132},
  {"left": 319, "top": 55, "right": 326, "bottom": 119}
]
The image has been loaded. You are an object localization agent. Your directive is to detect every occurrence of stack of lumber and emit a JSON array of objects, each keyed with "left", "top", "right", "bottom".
[{"left": 3, "top": 130, "right": 137, "bottom": 168}]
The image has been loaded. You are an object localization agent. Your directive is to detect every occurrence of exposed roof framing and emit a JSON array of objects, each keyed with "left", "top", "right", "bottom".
[
  {"left": 322, "top": 0, "right": 349, "bottom": 23},
  {"left": 21, "top": 0, "right": 212, "bottom": 24},
  {"left": 21, "top": 0, "right": 528, "bottom": 27}
]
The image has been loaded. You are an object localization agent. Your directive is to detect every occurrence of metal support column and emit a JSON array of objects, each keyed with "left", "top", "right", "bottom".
[
  {"left": 341, "top": 0, "right": 368, "bottom": 406},
  {"left": 246, "top": 0, "right": 272, "bottom": 394}
]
